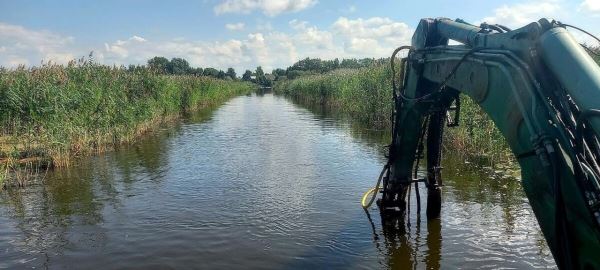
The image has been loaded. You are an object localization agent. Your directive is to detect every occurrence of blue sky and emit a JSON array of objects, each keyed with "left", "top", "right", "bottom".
[{"left": 0, "top": 0, "right": 598, "bottom": 72}]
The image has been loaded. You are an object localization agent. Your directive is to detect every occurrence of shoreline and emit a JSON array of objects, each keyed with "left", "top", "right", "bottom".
[
  {"left": 0, "top": 63, "right": 254, "bottom": 188},
  {"left": 273, "top": 65, "right": 516, "bottom": 166}
]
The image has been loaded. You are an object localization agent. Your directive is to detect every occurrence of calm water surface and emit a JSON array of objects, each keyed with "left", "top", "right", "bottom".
[{"left": 0, "top": 93, "right": 555, "bottom": 269}]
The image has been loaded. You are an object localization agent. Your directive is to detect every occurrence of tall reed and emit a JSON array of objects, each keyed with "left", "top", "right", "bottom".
[
  {"left": 0, "top": 60, "right": 253, "bottom": 187},
  {"left": 274, "top": 64, "right": 513, "bottom": 164}
]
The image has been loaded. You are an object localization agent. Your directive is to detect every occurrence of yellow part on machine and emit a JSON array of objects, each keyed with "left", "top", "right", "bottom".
[
  {"left": 361, "top": 187, "right": 379, "bottom": 208},
  {"left": 361, "top": 165, "right": 388, "bottom": 209}
]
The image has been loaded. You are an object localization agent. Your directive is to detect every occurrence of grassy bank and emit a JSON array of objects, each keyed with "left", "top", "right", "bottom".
[
  {"left": 275, "top": 67, "right": 394, "bottom": 129},
  {"left": 0, "top": 60, "right": 253, "bottom": 188},
  {"left": 274, "top": 64, "right": 514, "bottom": 164}
]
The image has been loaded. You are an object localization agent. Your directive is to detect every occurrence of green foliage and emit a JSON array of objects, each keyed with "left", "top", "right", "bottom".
[
  {"left": 242, "top": 70, "right": 252, "bottom": 81},
  {"left": 284, "top": 57, "right": 386, "bottom": 76},
  {"left": 203, "top": 67, "right": 219, "bottom": 77},
  {"left": 286, "top": 70, "right": 320, "bottom": 80},
  {"left": 226, "top": 68, "right": 236, "bottom": 80},
  {"left": 445, "top": 95, "right": 513, "bottom": 163},
  {"left": 217, "top": 70, "right": 226, "bottom": 79},
  {"left": 272, "top": 68, "right": 286, "bottom": 77},
  {"left": 190, "top": 67, "right": 204, "bottom": 76},
  {"left": 255, "top": 66, "right": 265, "bottom": 77},
  {"left": 146, "top": 56, "right": 232, "bottom": 79},
  {"left": 167, "top": 57, "right": 191, "bottom": 75},
  {"left": 0, "top": 60, "right": 254, "bottom": 167},
  {"left": 339, "top": 59, "right": 361, "bottom": 69},
  {"left": 274, "top": 64, "right": 513, "bottom": 163},
  {"left": 0, "top": 164, "right": 5, "bottom": 189},
  {"left": 275, "top": 65, "right": 392, "bottom": 128},
  {"left": 147, "top": 56, "right": 169, "bottom": 73},
  {"left": 255, "top": 66, "right": 271, "bottom": 86}
]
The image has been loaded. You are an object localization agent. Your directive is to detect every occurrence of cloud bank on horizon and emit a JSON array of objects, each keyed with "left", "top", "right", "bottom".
[{"left": 0, "top": 0, "right": 598, "bottom": 73}]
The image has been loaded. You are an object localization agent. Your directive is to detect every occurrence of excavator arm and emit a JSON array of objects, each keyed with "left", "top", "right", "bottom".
[{"left": 382, "top": 18, "right": 600, "bottom": 269}]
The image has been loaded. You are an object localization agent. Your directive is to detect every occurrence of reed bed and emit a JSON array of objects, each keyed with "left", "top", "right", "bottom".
[
  {"left": 274, "top": 64, "right": 513, "bottom": 164},
  {"left": 276, "top": 67, "right": 394, "bottom": 129},
  {"left": 0, "top": 60, "right": 253, "bottom": 188}
]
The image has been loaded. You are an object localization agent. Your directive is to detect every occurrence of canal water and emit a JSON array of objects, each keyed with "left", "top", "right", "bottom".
[{"left": 0, "top": 93, "right": 555, "bottom": 269}]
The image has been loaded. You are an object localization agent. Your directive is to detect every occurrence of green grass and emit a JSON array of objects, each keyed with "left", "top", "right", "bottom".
[
  {"left": 274, "top": 64, "right": 514, "bottom": 164},
  {"left": 275, "top": 66, "right": 394, "bottom": 129},
  {"left": 0, "top": 60, "right": 253, "bottom": 187}
]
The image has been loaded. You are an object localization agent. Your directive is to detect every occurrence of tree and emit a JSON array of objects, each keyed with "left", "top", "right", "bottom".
[
  {"left": 255, "top": 66, "right": 272, "bottom": 86},
  {"left": 203, "top": 67, "right": 219, "bottom": 77},
  {"left": 127, "top": 64, "right": 144, "bottom": 73},
  {"left": 242, "top": 70, "right": 253, "bottom": 81},
  {"left": 271, "top": 68, "right": 286, "bottom": 81},
  {"left": 190, "top": 67, "right": 203, "bottom": 76},
  {"left": 217, "top": 70, "right": 226, "bottom": 79},
  {"left": 358, "top": 58, "right": 374, "bottom": 67},
  {"left": 255, "top": 66, "right": 266, "bottom": 85},
  {"left": 340, "top": 58, "right": 360, "bottom": 69},
  {"left": 287, "top": 70, "right": 303, "bottom": 80},
  {"left": 255, "top": 66, "right": 265, "bottom": 77},
  {"left": 167, "top": 58, "right": 191, "bottom": 75},
  {"left": 147, "top": 56, "right": 169, "bottom": 73},
  {"left": 272, "top": 68, "right": 285, "bottom": 77},
  {"left": 226, "top": 67, "right": 236, "bottom": 80}
]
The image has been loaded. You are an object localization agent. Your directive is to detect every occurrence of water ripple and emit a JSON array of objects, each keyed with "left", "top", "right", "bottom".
[{"left": 0, "top": 93, "right": 555, "bottom": 269}]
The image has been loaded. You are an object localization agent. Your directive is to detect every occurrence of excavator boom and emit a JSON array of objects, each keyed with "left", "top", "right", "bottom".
[{"left": 382, "top": 18, "right": 600, "bottom": 269}]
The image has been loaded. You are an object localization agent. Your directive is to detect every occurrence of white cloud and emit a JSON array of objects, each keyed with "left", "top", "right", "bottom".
[
  {"left": 0, "top": 16, "right": 414, "bottom": 73},
  {"left": 225, "top": 23, "right": 245, "bottom": 31},
  {"left": 333, "top": 17, "right": 411, "bottom": 39},
  {"left": 332, "top": 17, "right": 413, "bottom": 57},
  {"left": 295, "top": 25, "right": 334, "bottom": 47},
  {"left": 95, "top": 17, "right": 413, "bottom": 72},
  {"left": 289, "top": 19, "right": 309, "bottom": 30},
  {"left": 103, "top": 36, "right": 148, "bottom": 59},
  {"left": 347, "top": 38, "right": 379, "bottom": 53},
  {"left": 0, "top": 22, "right": 77, "bottom": 66},
  {"left": 244, "top": 33, "right": 270, "bottom": 67},
  {"left": 481, "top": 0, "right": 562, "bottom": 28},
  {"left": 478, "top": 0, "right": 599, "bottom": 44},
  {"left": 7, "top": 57, "right": 29, "bottom": 67},
  {"left": 95, "top": 16, "right": 413, "bottom": 72},
  {"left": 579, "top": 0, "right": 600, "bottom": 16},
  {"left": 214, "top": 0, "right": 317, "bottom": 16},
  {"left": 104, "top": 43, "right": 128, "bottom": 58},
  {"left": 130, "top": 35, "right": 147, "bottom": 42}
]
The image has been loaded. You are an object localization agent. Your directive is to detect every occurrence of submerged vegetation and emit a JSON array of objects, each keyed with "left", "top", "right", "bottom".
[
  {"left": 0, "top": 59, "right": 253, "bottom": 188},
  {"left": 274, "top": 63, "right": 514, "bottom": 164}
]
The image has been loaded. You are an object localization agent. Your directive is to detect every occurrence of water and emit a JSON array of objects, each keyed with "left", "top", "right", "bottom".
[{"left": 0, "top": 93, "right": 555, "bottom": 269}]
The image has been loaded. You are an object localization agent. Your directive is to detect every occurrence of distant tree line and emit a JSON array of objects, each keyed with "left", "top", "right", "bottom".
[
  {"left": 125, "top": 56, "right": 391, "bottom": 87},
  {"left": 271, "top": 57, "right": 388, "bottom": 81},
  {"left": 142, "top": 56, "right": 273, "bottom": 87},
  {"left": 143, "top": 56, "right": 238, "bottom": 81}
]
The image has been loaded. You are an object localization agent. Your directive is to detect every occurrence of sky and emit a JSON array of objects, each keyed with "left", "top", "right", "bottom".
[{"left": 0, "top": 0, "right": 599, "bottom": 73}]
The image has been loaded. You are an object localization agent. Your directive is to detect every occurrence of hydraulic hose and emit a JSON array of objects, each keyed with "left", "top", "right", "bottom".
[{"left": 361, "top": 164, "right": 389, "bottom": 208}]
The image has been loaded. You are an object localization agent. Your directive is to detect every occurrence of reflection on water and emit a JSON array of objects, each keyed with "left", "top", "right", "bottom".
[{"left": 0, "top": 93, "right": 555, "bottom": 269}]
